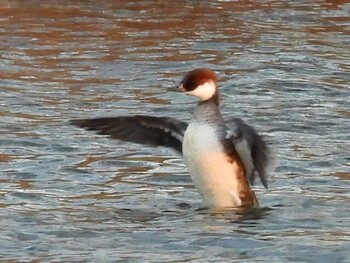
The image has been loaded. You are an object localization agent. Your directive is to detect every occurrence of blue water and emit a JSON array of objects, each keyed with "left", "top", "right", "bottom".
[{"left": 1, "top": 0, "right": 349, "bottom": 262}]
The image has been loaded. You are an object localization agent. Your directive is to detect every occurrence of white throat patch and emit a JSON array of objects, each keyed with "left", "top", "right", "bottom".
[{"left": 186, "top": 81, "right": 216, "bottom": 101}]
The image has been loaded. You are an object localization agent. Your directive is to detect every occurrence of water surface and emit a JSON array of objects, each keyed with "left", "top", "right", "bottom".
[{"left": 1, "top": 0, "right": 349, "bottom": 262}]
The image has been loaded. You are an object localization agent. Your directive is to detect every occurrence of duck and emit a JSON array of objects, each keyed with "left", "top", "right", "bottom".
[{"left": 71, "top": 68, "right": 271, "bottom": 209}]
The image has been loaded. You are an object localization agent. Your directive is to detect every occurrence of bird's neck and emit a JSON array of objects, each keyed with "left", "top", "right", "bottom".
[{"left": 193, "top": 93, "right": 223, "bottom": 123}]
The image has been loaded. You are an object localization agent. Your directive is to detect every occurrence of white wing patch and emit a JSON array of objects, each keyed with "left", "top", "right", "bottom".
[
  {"left": 226, "top": 129, "right": 234, "bottom": 139},
  {"left": 226, "top": 125, "right": 254, "bottom": 179},
  {"left": 234, "top": 138, "right": 254, "bottom": 178},
  {"left": 142, "top": 122, "right": 184, "bottom": 142}
]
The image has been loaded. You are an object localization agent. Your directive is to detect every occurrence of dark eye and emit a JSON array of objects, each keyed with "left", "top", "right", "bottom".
[{"left": 186, "top": 79, "right": 197, "bottom": 91}]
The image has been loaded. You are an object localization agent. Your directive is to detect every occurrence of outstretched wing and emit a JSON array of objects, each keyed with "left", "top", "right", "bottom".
[
  {"left": 71, "top": 116, "right": 188, "bottom": 154},
  {"left": 226, "top": 118, "right": 270, "bottom": 188}
]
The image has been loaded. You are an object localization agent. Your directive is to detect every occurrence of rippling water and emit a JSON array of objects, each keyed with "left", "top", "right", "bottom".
[{"left": 1, "top": 0, "right": 349, "bottom": 262}]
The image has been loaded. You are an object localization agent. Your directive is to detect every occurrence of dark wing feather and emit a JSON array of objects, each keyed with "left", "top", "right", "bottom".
[
  {"left": 71, "top": 116, "right": 187, "bottom": 154},
  {"left": 227, "top": 118, "right": 270, "bottom": 188}
]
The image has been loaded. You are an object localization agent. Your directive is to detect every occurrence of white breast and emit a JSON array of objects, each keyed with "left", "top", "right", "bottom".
[{"left": 182, "top": 122, "right": 244, "bottom": 208}]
